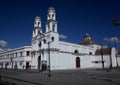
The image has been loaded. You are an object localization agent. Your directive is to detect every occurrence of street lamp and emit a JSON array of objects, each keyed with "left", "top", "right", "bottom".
[
  {"left": 101, "top": 45, "right": 104, "bottom": 70},
  {"left": 38, "top": 31, "right": 54, "bottom": 78},
  {"left": 112, "top": 17, "right": 120, "bottom": 26},
  {"left": 104, "top": 38, "right": 113, "bottom": 69},
  {"left": 112, "top": 17, "right": 120, "bottom": 69},
  {"left": 109, "top": 45, "right": 112, "bottom": 70},
  {"left": 47, "top": 36, "right": 54, "bottom": 78}
]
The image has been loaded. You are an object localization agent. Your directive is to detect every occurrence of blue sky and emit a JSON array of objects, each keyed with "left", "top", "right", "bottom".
[{"left": 0, "top": 0, "right": 120, "bottom": 49}]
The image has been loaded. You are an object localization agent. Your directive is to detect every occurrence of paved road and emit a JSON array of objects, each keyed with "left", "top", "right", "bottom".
[{"left": 0, "top": 69, "right": 120, "bottom": 85}]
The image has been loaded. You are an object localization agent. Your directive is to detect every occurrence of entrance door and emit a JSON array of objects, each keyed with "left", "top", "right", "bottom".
[
  {"left": 26, "top": 62, "right": 29, "bottom": 69},
  {"left": 76, "top": 57, "right": 80, "bottom": 68},
  {"left": 38, "top": 56, "right": 41, "bottom": 70}
]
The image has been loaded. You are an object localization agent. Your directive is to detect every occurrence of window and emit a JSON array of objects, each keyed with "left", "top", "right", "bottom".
[
  {"left": 20, "top": 52, "right": 22, "bottom": 57},
  {"left": 89, "top": 52, "right": 92, "bottom": 55},
  {"left": 38, "top": 42, "right": 41, "bottom": 48},
  {"left": 74, "top": 50, "right": 79, "bottom": 53},
  {"left": 95, "top": 61, "right": 104, "bottom": 63},
  {"left": 16, "top": 53, "right": 17, "bottom": 57},
  {"left": 95, "top": 61, "right": 98, "bottom": 63},
  {"left": 43, "top": 39, "right": 46, "bottom": 44},
  {"left": 52, "top": 14, "right": 54, "bottom": 19},
  {"left": 52, "top": 24, "right": 55, "bottom": 32},
  {"left": 26, "top": 51, "right": 30, "bottom": 56},
  {"left": 20, "top": 62, "right": 22, "bottom": 66},
  {"left": 51, "top": 36, "right": 54, "bottom": 42},
  {"left": 38, "top": 22, "right": 40, "bottom": 27}
]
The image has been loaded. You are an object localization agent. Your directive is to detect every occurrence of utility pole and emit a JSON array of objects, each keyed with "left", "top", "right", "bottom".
[
  {"left": 109, "top": 45, "right": 112, "bottom": 69},
  {"left": 101, "top": 45, "right": 104, "bottom": 70},
  {"left": 112, "top": 17, "right": 119, "bottom": 68}
]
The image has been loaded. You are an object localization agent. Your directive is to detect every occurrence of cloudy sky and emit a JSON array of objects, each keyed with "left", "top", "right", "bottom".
[{"left": 0, "top": 0, "right": 120, "bottom": 49}]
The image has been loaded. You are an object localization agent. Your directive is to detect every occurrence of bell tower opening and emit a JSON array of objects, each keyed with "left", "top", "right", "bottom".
[
  {"left": 34, "top": 16, "right": 41, "bottom": 28},
  {"left": 84, "top": 33, "right": 91, "bottom": 41}
]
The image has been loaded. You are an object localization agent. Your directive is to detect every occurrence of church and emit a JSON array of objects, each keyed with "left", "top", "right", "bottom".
[{"left": 0, "top": 7, "right": 120, "bottom": 70}]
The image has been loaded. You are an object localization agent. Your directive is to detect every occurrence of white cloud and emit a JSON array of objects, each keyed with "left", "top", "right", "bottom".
[
  {"left": 59, "top": 34, "right": 67, "bottom": 40},
  {"left": 0, "top": 40, "right": 8, "bottom": 48},
  {"left": 104, "top": 37, "right": 119, "bottom": 43}
]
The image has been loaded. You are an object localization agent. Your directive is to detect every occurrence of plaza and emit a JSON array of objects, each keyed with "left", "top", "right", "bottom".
[{"left": 0, "top": 68, "right": 120, "bottom": 85}]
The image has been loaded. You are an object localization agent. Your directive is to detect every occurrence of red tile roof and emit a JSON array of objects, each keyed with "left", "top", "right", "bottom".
[
  {"left": 95, "top": 48, "right": 111, "bottom": 55},
  {"left": 80, "top": 40, "right": 97, "bottom": 45}
]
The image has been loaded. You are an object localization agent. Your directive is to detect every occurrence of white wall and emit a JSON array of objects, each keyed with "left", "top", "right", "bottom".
[
  {"left": 50, "top": 51, "right": 94, "bottom": 70},
  {"left": 117, "top": 57, "right": 120, "bottom": 66},
  {"left": 111, "top": 48, "right": 117, "bottom": 67},
  {"left": 80, "top": 55, "right": 93, "bottom": 68}
]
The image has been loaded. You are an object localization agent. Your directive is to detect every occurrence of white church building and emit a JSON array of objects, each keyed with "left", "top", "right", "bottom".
[{"left": 0, "top": 7, "right": 120, "bottom": 70}]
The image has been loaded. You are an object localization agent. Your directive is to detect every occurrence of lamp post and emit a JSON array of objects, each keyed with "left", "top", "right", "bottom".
[
  {"left": 112, "top": 17, "right": 120, "bottom": 68},
  {"left": 48, "top": 42, "right": 51, "bottom": 77},
  {"left": 101, "top": 45, "right": 104, "bottom": 70},
  {"left": 38, "top": 31, "right": 54, "bottom": 78},
  {"left": 109, "top": 45, "right": 112, "bottom": 69},
  {"left": 47, "top": 36, "right": 54, "bottom": 78},
  {"left": 112, "top": 17, "right": 120, "bottom": 26}
]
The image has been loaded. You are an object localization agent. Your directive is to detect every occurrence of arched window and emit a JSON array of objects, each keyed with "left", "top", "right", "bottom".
[
  {"left": 51, "top": 36, "right": 54, "bottom": 42},
  {"left": 38, "top": 42, "right": 41, "bottom": 48},
  {"left": 43, "top": 39, "right": 46, "bottom": 44},
  {"left": 38, "top": 56, "right": 41, "bottom": 59},
  {"left": 74, "top": 50, "right": 79, "bottom": 53},
  {"left": 89, "top": 52, "right": 92, "bottom": 55},
  {"left": 52, "top": 14, "right": 54, "bottom": 19},
  {"left": 52, "top": 23, "right": 55, "bottom": 32}
]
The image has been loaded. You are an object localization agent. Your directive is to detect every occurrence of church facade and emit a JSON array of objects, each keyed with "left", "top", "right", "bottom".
[{"left": 0, "top": 7, "right": 120, "bottom": 70}]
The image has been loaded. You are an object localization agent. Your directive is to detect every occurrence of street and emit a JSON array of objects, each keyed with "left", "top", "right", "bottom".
[{"left": 0, "top": 69, "right": 120, "bottom": 85}]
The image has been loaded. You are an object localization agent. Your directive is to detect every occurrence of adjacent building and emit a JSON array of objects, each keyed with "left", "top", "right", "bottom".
[{"left": 0, "top": 46, "right": 31, "bottom": 69}]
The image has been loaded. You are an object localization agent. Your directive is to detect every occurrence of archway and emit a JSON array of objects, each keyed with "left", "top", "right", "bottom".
[
  {"left": 76, "top": 57, "right": 80, "bottom": 68},
  {"left": 38, "top": 56, "right": 41, "bottom": 70}
]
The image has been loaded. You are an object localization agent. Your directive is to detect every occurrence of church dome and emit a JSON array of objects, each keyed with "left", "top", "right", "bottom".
[
  {"left": 80, "top": 33, "right": 97, "bottom": 45},
  {"left": 48, "top": 7, "right": 55, "bottom": 12},
  {"left": 80, "top": 40, "right": 97, "bottom": 45},
  {"left": 35, "top": 16, "right": 41, "bottom": 21}
]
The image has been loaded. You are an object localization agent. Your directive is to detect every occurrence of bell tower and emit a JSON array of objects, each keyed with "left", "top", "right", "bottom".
[
  {"left": 46, "top": 7, "right": 57, "bottom": 32},
  {"left": 32, "top": 16, "right": 42, "bottom": 38},
  {"left": 34, "top": 16, "right": 41, "bottom": 28},
  {"left": 32, "top": 16, "right": 42, "bottom": 50},
  {"left": 31, "top": 16, "right": 42, "bottom": 69}
]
